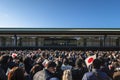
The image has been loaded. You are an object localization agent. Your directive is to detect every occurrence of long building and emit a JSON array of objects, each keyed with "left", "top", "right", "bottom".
[{"left": 0, "top": 28, "right": 120, "bottom": 50}]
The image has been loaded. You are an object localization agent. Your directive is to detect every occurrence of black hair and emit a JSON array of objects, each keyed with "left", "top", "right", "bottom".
[
  {"left": 92, "top": 59, "right": 102, "bottom": 69},
  {"left": 46, "top": 61, "right": 56, "bottom": 68}
]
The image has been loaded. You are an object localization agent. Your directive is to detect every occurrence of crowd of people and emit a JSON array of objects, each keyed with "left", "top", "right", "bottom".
[{"left": 0, "top": 49, "right": 120, "bottom": 80}]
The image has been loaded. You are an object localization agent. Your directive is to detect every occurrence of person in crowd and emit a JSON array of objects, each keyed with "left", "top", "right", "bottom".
[
  {"left": 61, "top": 58, "right": 72, "bottom": 71},
  {"left": 72, "top": 58, "right": 88, "bottom": 80},
  {"left": 113, "top": 71, "right": 120, "bottom": 80},
  {"left": 0, "top": 54, "right": 10, "bottom": 73},
  {"left": 62, "top": 69, "right": 72, "bottom": 80},
  {"left": 33, "top": 60, "right": 59, "bottom": 80},
  {"left": 8, "top": 67, "right": 25, "bottom": 80},
  {"left": 112, "top": 62, "right": 120, "bottom": 80},
  {"left": 19, "top": 61, "right": 32, "bottom": 80},
  {"left": 35, "top": 57, "right": 44, "bottom": 69},
  {"left": 55, "top": 60, "right": 63, "bottom": 80},
  {"left": 82, "top": 59, "right": 112, "bottom": 80},
  {"left": 23, "top": 56, "right": 33, "bottom": 74},
  {"left": 100, "top": 57, "right": 113, "bottom": 79},
  {"left": 0, "top": 49, "right": 120, "bottom": 80},
  {"left": 30, "top": 64, "right": 43, "bottom": 80},
  {"left": 40, "top": 51, "right": 48, "bottom": 60},
  {"left": 0, "top": 66, "right": 7, "bottom": 80}
]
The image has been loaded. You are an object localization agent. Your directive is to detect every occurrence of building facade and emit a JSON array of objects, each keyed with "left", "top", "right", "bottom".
[{"left": 0, "top": 28, "right": 120, "bottom": 50}]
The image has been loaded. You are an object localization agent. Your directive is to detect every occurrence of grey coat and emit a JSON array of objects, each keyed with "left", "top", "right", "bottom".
[{"left": 33, "top": 69, "right": 53, "bottom": 80}]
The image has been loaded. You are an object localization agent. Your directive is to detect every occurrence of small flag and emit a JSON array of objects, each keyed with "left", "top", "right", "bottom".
[
  {"left": 85, "top": 54, "right": 96, "bottom": 67},
  {"left": 42, "top": 59, "right": 49, "bottom": 67},
  {"left": 12, "top": 53, "right": 17, "bottom": 58}
]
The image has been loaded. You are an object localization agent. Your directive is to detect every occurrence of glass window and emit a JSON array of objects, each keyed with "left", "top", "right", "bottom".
[
  {"left": 38, "top": 37, "right": 44, "bottom": 46},
  {"left": 86, "top": 36, "right": 100, "bottom": 47},
  {"left": 105, "top": 36, "right": 116, "bottom": 47},
  {"left": 21, "top": 37, "right": 36, "bottom": 47}
]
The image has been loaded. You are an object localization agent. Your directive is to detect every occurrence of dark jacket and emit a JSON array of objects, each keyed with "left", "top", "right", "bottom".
[
  {"left": 72, "top": 67, "right": 88, "bottom": 80},
  {"left": 82, "top": 69, "right": 112, "bottom": 80},
  {"left": 0, "top": 67, "right": 7, "bottom": 80}
]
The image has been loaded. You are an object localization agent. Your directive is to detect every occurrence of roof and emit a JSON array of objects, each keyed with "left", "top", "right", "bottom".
[
  {"left": 0, "top": 28, "right": 120, "bottom": 35},
  {"left": 0, "top": 28, "right": 120, "bottom": 32}
]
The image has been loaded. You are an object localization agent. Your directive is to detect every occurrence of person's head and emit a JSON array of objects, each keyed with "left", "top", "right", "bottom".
[
  {"left": 30, "top": 64, "right": 42, "bottom": 78},
  {"left": 92, "top": 59, "right": 102, "bottom": 69},
  {"left": 46, "top": 61, "right": 57, "bottom": 73},
  {"left": 23, "top": 57, "right": 32, "bottom": 65},
  {"left": 0, "top": 54, "right": 10, "bottom": 64},
  {"left": 62, "top": 70, "right": 72, "bottom": 80},
  {"left": 41, "top": 51, "right": 47, "bottom": 59},
  {"left": 8, "top": 62, "right": 18, "bottom": 69},
  {"left": 8, "top": 67, "right": 25, "bottom": 80},
  {"left": 19, "top": 62, "right": 25, "bottom": 72},
  {"left": 75, "top": 58, "right": 84, "bottom": 68},
  {"left": 55, "top": 60, "right": 62, "bottom": 69},
  {"left": 63, "top": 58, "right": 69, "bottom": 65}
]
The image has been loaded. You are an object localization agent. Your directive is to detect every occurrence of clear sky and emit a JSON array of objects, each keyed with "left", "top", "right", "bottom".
[{"left": 0, "top": 0, "right": 120, "bottom": 28}]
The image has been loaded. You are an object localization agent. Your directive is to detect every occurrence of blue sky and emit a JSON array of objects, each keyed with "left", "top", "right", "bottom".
[{"left": 0, "top": 0, "right": 120, "bottom": 28}]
